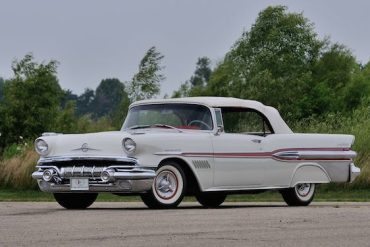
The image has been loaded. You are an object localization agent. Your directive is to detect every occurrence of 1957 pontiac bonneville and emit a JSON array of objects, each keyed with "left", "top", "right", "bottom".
[{"left": 32, "top": 97, "right": 360, "bottom": 209}]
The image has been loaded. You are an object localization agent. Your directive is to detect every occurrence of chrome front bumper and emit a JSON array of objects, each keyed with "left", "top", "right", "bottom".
[
  {"left": 32, "top": 168, "right": 155, "bottom": 193},
  {"left": 32, "top": 157, "right": 156, "bottom": 193},
  {"left": 349, "top": 163, "right": 361, "bottom": 183},
  {"left": 34, "top": 178, "right": 154, "bottom": 193}
]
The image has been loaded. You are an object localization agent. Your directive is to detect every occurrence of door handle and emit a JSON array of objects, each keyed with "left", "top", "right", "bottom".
[{"left": 251, "top": 139, "right": 262, "bottom": 144}]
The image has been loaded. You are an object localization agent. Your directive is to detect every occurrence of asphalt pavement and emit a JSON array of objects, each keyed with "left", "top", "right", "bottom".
[{"left": 0, "top": 201, "right": 369, "bottom": 247}]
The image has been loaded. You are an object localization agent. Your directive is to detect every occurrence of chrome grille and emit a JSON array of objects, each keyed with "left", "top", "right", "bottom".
[{"left": 61, "top": 166, "right": 105, "bottom": 178}]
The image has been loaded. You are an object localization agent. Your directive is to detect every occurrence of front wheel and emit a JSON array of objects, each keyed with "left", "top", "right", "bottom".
[
  {"left": 280, "top": 183, "right": 316, "bottom": 206},
  {"left": 140, "top": 162, "right": 186, "bottom": 209},
  {"left": 196, "top": 193, "right": 226, "bottom": 208},
  {"left": 53, "top": 193, "right": 98, "bottom": 209}
]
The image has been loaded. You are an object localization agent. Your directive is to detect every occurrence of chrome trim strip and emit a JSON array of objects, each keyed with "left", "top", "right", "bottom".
[
  {"left": 38, "top": 155, "right": 137, "bottom": 164},
  {"left": 273, "top": 150, "right": 357, "bottom": 160},
  {"left": 154, "top": 151, "right": 183, "bottom": 156},
  {"left": 155, "top": 149, "right": 356, "bottom": 161},
  {"left": 204, "top": 185, "right": 287, "bottom": 192}
]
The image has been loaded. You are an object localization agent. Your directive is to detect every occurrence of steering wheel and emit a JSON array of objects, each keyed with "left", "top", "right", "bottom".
[{"left": 187, "top": 120, "right": 211, "bottom": 130}]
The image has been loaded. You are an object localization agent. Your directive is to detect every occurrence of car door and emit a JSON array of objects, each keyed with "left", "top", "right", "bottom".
[{"left": 212, "top": 107, "right": 273, "bottom": 188}]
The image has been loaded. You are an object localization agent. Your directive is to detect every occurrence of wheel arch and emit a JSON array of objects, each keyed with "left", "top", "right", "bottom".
[
  {"left": 158, "top": 157, "right": 202, "bottom": 195},
  {"left": 290, "top": 163, "right": 331, "bottom": 187}
]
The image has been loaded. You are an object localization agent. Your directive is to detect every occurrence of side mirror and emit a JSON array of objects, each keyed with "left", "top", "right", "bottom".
[{"left": 215, "top": 126, "right": 224, "bottom": 136}]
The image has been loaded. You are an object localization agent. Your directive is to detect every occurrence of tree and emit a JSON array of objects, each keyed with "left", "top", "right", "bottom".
[
  {"left": 0, "top": 77, "right": 4, "bottom": 102},
  {"left": 128, "top": 46, "right": 165, "bottom": 101},
  {"left": 342, "top": 60, "right": 370, "bottom": 110},
  {"left": 172, "top": 81, "right": 191, "bottom": 98},
  {"left": 308, "top": 44, "right": 360, "bottom": 115},
  {"left": 190, "top": 57, "right": 212, "bottom": 87},
  {"left": 205, "top": 6, "right": 327, "bottom": 119},
  {"left": 54, "top": 100, "right": 78, "bottom": 133},
  {"left": 76, "top": 88, "right": 95, "bottom": 116},
  {"left": 92, "top": 78, "right": 129, "bottom": 118},
  {"left": 61, "top": 89, "right": 78, "bottom": 109},
  {"left": 172, "top": 57, "right": 212, "bottom": 98},
  {"left": 0, "top": 54, "right": 62, "bottom": 147}
]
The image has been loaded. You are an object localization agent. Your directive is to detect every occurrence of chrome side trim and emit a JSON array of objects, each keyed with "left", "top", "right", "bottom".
[
  {"left": 272, "top": 150, "right": 357, "bottom": 160},
  {"left": 154, "top": 151, "right": 182, "bottom": 156},
  {"left": 204, "top": 185, "right": 287, "bottom": 192},
  {"left": 42, "top": 132, "right": 62, "bottom": 136}
]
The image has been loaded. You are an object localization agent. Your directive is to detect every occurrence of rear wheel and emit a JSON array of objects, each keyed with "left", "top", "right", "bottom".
[
  {"left": 53, "top": 193, "right": 98, "bottom": 209},
  {"left": 281, "top": 183, "right": 315, "bottom": 206},
  {"left": 140, "top": 162, "right": 186, "bottom": 209},
  {"left": 196, "top": 193, "right": 226, "bottom": 208}
]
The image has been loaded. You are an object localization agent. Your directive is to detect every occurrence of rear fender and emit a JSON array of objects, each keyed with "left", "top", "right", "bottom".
[{"left": 290, "top": 163, "right": 331, "bottom": 187}]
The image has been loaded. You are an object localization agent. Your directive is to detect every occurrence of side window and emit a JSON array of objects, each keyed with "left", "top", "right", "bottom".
[{"left": 221, "top": 107, "right": 273, "bottom": 136}]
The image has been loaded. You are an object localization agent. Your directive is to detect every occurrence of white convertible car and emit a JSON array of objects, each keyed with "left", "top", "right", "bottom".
[{"left": 32, "top": 97, "right": 360, "bottom": 209}]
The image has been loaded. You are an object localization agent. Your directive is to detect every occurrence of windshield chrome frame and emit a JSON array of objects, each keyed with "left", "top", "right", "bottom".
[{"left": 121, "top": 102, "right": 217, "bottom": 133}]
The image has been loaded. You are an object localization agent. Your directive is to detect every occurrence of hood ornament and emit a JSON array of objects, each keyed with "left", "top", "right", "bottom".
[{"left": 72, "top": 143, "right": 99, "bottom": 152}]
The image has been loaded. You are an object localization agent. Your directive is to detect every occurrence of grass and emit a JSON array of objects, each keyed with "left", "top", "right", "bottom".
[{"left": 0, "top": 188, "right": 369, "bottom": 202}]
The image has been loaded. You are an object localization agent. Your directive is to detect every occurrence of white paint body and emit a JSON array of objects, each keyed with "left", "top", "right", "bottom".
[{"left": 37, "top": 97, "right": 360, "bottom": 192}]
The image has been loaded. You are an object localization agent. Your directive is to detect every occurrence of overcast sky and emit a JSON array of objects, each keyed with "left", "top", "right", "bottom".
[{"left": 1, "top": 0, "right": 369, "bottom": 96}]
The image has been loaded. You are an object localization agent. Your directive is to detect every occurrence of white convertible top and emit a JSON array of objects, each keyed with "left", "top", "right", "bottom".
[{"left": 131, "top": 97, "right": 293, "bottom": 134}]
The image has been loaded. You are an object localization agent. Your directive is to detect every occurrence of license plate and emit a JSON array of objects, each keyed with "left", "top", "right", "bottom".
[{"left": 70, "top": 178, "right": 89, "bottom": 191}]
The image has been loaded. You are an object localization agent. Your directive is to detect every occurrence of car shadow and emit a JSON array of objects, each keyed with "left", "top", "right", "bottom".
[{"left": 86, "top": 203, "right": 287, "bottom": 211}]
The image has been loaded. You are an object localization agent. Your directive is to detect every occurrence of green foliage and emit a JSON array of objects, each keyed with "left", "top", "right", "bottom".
[
  {"left": 2, "top": 143, "right": 23, "bottom": 160},
  {"left": 174, "top": 6, "right": 370, "bottom": 122},
  {"left": 172, "top": 57, "right": 212, "bottom": 98},
  {"left": 292, "top": 104, "right": 370, "bottom": 188},
  {"left": 54, "top": 101, "right": 78, "bottom": 133},
  {"left": 61, "top": 89, "right": 78, "bottom": 109},
  {"left": 58, "top": 79, "right": 130, "bottom": 131},
  {"left": 172, "top": 81, "right": 191, "bottom": 98},
  {"left": 92, "top": 78, "right": 129, "bottom": 118},
  {"left": 205, "top": 6, "right": 324, "bottom": 120},
  {"left": 76, "top": 88, "right": 95, "bottom": 116},
  {"left": 0, "top": 77, "right": 4, "bottom": 102},
  {"left": 190, "top": 57, "right": 212, "bottom": 87},
  {"left": 308, "top": 44, "right": 363, "bottom": 115},
  {"left": 128, "top": 46, "right": 165, "bottom": 101},
  {"left": 0, "top": 54, "right": 62, "bottom": 148}
]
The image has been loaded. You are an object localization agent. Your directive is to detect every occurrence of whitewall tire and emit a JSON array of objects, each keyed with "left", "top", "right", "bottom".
[
  {"left": 140, "top": 162, "right": 186, "bottom": 209},
  {"left": 281, "top": 183, "right": 316, "bottom": 206}
]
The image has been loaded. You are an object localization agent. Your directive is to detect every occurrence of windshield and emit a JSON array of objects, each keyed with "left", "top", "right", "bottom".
[{"left": 122, "top": 104, "right": 213, "bottom": 131}]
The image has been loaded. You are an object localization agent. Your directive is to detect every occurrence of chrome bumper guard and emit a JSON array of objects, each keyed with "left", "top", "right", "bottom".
[
  {"left": 32, "top": 160, "right": 156, "bottom": 193},
  {"left": 349, "top": 163, "right": 361, "bottom": 183}
]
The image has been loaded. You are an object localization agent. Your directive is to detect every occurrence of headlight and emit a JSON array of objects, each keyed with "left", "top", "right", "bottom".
[
  {"left": 35, "top": 139, "right": 49, "bottom": 155},
  {"left": 122, "top": 138, "right": 136, "bottom": 154}
]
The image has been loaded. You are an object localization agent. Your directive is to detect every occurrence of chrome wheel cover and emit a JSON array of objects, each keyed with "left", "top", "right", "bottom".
[
  {"left": 294, "top": 183, "right": 315, "bottom": 201},
  {"left": 154, "top": 170, "right": 178, "bottom": 200},
  {"left": 296, "top": 183, "right": 311, "bottom": 197}
]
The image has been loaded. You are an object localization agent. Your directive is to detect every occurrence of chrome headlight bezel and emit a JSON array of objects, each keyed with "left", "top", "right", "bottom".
[
  {"left": 35, "top": 138, "right": 49, "bottom": 155},
  {"left": 122, "top": 138, "right": 136, "bottom": 154}
]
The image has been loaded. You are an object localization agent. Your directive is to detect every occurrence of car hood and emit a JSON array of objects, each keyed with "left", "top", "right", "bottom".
[{"left": 38, "top": 131, "right": 130, "bottom": 158}]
